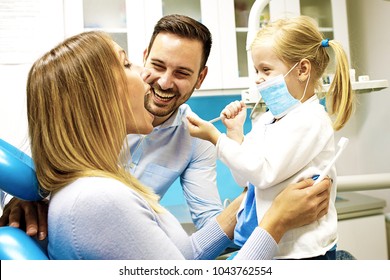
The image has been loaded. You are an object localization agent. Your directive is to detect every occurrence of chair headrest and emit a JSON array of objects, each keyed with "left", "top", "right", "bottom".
[
  {"left": 0, "top": 139, "right": 47, "bottom": 201},
  {"left": 0, "top": 226, "right": 48, "bottom": 260}
]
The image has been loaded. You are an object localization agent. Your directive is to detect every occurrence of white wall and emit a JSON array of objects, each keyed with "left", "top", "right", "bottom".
[
  {"left": 335, "top": 0, "right": 390, "bottom": 212},
  {"left": 0, "top": 0, "right": 64, "bottom": 154},
  {"left": 0, "top": 65, "right": 31, "bottom": 153}
]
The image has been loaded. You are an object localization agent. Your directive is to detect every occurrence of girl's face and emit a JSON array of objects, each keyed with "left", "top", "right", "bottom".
[
  {"left": 113, "top": 43, "right": 155, "bottom": 135},
  {"left": 251, "top": 42, "right": 302, "bottom": 100}
]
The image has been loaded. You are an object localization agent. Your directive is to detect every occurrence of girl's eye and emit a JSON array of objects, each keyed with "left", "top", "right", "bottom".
[{"left": 124, "top": 62, "right": 131, "bottom": 69}]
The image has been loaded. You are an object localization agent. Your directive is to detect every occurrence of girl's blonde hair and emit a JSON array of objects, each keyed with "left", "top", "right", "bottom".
[
  {"left": 27, "top": 31, "right": 163, "bottom": 212},
  {"left": 251, "top": 15, "right": 355, "bottom": 131}
]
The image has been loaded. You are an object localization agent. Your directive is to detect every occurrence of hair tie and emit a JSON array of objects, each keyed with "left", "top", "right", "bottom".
[{"left": 321, "top": 39, "right": 330, "bottom": 47}]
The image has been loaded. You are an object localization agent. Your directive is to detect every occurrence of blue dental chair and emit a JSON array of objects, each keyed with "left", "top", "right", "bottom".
[{"left": 0, "top": 138, "right": 49, "bottom": 260}]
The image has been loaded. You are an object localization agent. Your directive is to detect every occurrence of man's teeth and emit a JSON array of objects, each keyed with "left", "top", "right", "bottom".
[{"left": 155, "top": 89, "right": 175, "bottom": 99}]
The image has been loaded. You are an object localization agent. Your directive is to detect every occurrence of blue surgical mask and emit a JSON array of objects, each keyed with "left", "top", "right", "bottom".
[{"left": 256, "top": 62, "right": 306, "bottom": 119}]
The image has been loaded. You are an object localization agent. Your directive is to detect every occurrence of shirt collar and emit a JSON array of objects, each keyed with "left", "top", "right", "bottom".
[{"left": 154, "top": 104, "right": 189, "bottom": 130}]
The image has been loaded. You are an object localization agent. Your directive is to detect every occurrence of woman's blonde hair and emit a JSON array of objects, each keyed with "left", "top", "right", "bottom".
[
  {"left": 251, "top": 15, "right": 355, "bottom": 131},
  {"left": 27, "top": 31, "right": 162, "bottom": 212}
]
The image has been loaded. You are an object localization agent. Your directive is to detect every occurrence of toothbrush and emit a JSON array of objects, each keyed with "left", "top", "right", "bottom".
[
  {"left": 209, "top": 116, "right": 222, "bottom": 123},
  {"left": 313, "top": 137, "right": 349, "bottom": 185}
]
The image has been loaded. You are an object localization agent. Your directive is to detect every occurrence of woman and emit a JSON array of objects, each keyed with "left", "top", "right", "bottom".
[{"left": 27, "top": 31, "right": 330, "bottom": 259}]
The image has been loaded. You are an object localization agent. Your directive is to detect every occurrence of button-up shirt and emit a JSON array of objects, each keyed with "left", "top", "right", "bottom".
[{"left": 126, "top": 104, "right": 223, "bottom": 229}]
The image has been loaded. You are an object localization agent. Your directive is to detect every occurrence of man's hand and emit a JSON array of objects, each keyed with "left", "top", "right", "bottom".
[
  {"left": 259, "top": 178, "right": 331, "bottom": 243},
  {"left": 216, "top": 188, "right": 247, "bottom": 240},
  {"left": 0, "top": 197, "right": 48, "bottom": 240}
]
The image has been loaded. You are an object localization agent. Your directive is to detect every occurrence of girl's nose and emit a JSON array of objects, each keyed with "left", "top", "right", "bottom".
[{"left": 255, "top": 75, "right": 266, "bottom": 84}]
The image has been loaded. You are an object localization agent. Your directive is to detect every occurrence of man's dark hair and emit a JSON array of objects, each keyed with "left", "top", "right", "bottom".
[{"left": 147, "top": 14, "right": 212, "bottom": 70}]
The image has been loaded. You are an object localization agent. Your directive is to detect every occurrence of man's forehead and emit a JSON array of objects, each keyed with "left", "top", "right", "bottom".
[{"left": 147, "top": 33, "right": 203, "bottom": 71}]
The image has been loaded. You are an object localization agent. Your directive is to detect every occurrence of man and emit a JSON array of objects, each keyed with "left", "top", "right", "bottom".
[{"left": 126, "top": 14, "right": 223, "bottom": 229}]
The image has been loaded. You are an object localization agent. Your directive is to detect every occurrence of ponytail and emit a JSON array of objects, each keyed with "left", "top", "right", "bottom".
[{"left": 325, "top": 40, "right": 355, "bottom": 131}]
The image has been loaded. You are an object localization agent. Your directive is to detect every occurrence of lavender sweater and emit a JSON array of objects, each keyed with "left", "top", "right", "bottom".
[{"left": 47, "top": 177, "right": 276, "bottom": 260}]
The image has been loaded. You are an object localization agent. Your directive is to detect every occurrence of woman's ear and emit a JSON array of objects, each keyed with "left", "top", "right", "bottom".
[{"left": 298, "top": 59, "right": 311, "bottom": 82}]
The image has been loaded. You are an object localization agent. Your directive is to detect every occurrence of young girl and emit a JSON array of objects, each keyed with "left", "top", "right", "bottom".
[{"left": 187, "top": 15, "right": 355, "bottom": 259}]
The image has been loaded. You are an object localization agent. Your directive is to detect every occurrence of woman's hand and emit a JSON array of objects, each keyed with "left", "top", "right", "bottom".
[{"left": 259, "top": 178, "right": 331, "bottom": 243}]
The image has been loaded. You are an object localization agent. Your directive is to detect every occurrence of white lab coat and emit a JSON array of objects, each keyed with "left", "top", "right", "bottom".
[{"left": 217, "top": 95, "right": 338, "bottom": 259}]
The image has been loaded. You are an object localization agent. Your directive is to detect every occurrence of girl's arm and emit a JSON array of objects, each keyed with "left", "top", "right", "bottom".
[{"left": 186, "top": 100, "right": 247, "bottom": 145}]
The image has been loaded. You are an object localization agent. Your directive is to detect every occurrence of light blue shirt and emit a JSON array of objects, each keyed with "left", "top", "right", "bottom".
[
  {"left": 0, "top": 190, "right": 5, "bottom": 210},
  {"left": 126, "top": 104, "right": 223, "bottom": 229}
]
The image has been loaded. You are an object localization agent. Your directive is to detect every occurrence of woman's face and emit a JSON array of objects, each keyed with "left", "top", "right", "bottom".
[{"left": 113, "top": 43, "right": 155, "bottom": 134}]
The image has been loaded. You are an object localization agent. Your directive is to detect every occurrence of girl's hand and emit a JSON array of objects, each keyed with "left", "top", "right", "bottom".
[
  {"left": 221, "top": 100, "right": 246, "bottom": 143},
  {"left": 221, "top": 100, "right": 247, "bottom": 130},
  {"left": 186, "top": 113, "right": 221, "bottom": 145}
]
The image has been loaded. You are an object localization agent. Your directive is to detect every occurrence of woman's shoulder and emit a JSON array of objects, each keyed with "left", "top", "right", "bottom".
[
  {"left": 53, "top": 176, "right": 130, "bottom": 196},
  {"left": 47, "top": 177, "right": 163, "bottom": 259},
  {"left": 50, "top": 177, "right": 152, "bottom": 213},
  {"left": 49, "top": 176, "right": 160, "bottom": 236}
]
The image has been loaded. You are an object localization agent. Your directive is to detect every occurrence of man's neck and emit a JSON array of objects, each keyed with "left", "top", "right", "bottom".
[{"left": 152, "top": 111, "right": 176, "bottom": 127}]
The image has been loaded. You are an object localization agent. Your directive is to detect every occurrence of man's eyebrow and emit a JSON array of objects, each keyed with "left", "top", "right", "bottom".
[{"left": 150, "top": 58, "right": 194, "bottom": 74}]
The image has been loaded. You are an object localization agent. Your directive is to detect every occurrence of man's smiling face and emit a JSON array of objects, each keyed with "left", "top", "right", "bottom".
[{"left": 143, "top": 33, "right": 207, "bottom": 126}]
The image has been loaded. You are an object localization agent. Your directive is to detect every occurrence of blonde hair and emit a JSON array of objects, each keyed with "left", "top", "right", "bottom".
[
  {"left": 27, "top": 31, "right": 163, "bottom": 212},
  {"left": 251, "top": 16, "right": 355, "bottom": 131}
]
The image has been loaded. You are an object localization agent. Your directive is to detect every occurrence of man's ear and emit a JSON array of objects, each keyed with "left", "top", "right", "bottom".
[
  {"left": 195, "top": 66, "right": 208, "bottom": 89},
  {"left": 298, "top": 59, "right": 311, "bottom": 82}
]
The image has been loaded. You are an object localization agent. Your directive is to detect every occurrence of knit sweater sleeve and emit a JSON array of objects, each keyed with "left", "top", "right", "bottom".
[
  {"left": 233, "top": 227, "right": 278, "bottom": 260},
  {"left": 48, "top": 177, "right": 230, "bottom": 260}
]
